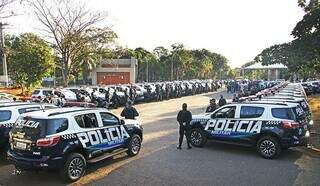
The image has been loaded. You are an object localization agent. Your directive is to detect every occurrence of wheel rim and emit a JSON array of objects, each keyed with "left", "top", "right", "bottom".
[
  {"left": 68, "top": 157, "right": 85, "bottom": 180},
  {"left": 131, "top": 136, "right": 141, "bottom": 154},
  {"left": 259, "top": 140, "right": 276, "bottom": 157},
  {"left": 190, "top": 130, "right": 202, "bottom": 146}
]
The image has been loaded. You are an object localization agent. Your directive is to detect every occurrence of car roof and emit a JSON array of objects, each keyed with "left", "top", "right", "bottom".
[{"left": 21, "top": 107, "right": 111, "bottom": 118}]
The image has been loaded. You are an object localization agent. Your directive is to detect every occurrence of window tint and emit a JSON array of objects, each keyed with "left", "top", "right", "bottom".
[
  {"left": 213, "top": 106, "right": 236, "bottom": 119},
  {"left": 240, "top": 106, "right": 264, "bottom": 118},
  {"left": 43, "top": 90, "right": 53, "bottom": 96},
  {"left": 100, "top": 112, "right": 119, "bottom": 126},
  {"left": 12, "top": 117, "right": 68, "bottom": 139},
  {"left": 46, "top": 118, "right": 68, "bottom": 135},
  {"left": 18, "top": 107, "right": 41, "bottom": 114},
  {"left": 271, "top": 108, "right": 295, "bottom": 120},
  {"left": 0, "top": 110, "right": 11, "bottom": 122},
  {"left": 32, "top": 90, "right": 40, "bottom": 95},
  {"left": 75, "top": 113, "right": 99, "bottom": 128}
]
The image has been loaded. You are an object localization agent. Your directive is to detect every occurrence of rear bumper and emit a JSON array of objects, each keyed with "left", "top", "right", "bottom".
[
  {"left": 281, "top": 132, "right": 310, "bottom": 147},
  {"left": 7, "top": 150, "right": 63, "bottom": 170}
]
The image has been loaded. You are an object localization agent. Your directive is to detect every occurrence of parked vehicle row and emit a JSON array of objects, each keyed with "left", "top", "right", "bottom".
[
  {"left": 30, "top": 79, "right": 223, "bottom": 108},
  {"left": 189, "top": 82, "right": 311, "bottom": 159}
]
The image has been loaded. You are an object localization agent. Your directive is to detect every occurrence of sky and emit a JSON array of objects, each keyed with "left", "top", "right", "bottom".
[{"left": 5, "top": 0, "right": 305, "bottom": 68}]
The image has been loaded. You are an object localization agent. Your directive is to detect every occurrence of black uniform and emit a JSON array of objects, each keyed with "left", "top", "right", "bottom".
[
  {"left": 218, "top": 97, "right": 227, "bottom": 107},
  {"left": 177, "top": 109, "right": 192, "bottom": 148},
  {"left": 121, "top": 107, "right": 139, "bottom": 119},
  {"left": 206, "top": 104, "right": 217, "bottom": 113}
]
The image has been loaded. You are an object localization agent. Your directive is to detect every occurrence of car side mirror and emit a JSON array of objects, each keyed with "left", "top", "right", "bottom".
[{"left": 120, "top": 119, "right": 125, "bottom": 125}]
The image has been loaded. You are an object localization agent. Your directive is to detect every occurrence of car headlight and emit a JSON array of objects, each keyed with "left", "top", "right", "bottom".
[{"left": 309, "top": 120, "right": 314, "bottom": 126}]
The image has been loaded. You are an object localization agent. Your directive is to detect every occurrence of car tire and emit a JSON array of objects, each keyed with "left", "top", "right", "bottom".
[
  {"left": 60, "top": 153, "right": 86, "bottom": 182},
  {"left": 257, "top": 136, "right": 281, "bottom": 159},
  {"left": 127, "top": 134, "right": 142, "bottom": 156},
  {"left": 190, "top": 128, "right": 207, "bottom": 147}
]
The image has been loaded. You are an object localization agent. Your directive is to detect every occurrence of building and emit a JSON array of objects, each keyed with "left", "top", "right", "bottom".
[
  {"left": 92, "top": 58, "right": 137, "bottom": 85},
  {"left": 242, "top": 63, "right": 287, "bottom": 80}
]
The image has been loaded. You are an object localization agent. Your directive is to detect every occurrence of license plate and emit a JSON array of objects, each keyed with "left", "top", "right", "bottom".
[{"left": 15, "top": 142, "right": 27, "bottom": 150}]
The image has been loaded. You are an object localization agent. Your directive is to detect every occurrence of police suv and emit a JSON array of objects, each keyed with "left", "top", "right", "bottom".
[
  {"left": 0, "top": 103, "right": 56, "bottom": 149},
  {"left": 189, "top": 102, "right": 309, "bottom": 159},
  {"left": 7, "top": 107, "right": 143, "bottom": 182}
]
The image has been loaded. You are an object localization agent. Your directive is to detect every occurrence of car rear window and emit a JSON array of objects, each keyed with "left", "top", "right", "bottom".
[
  {"left": 271, "top": 108, "right": 295, "bottom": 120},
  {"left": 240, "top": 106, "right": 265, "bottom": 118},
  {"left": 0, "top": 110, "right": 12, "bottom": 122},
  {"left": 12, "top": 117, "right": 68, "bottom": 140}
]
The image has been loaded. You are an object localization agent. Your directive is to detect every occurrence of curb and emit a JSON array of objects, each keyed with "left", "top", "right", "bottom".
[{"left": 310, "top": 147, "right": 320, "bottom": 153}]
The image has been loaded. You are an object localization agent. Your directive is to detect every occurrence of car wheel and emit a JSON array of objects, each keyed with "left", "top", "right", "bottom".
[
  {"left": 257, "top": 136, "right": 281, "bottom": 159},
  {"left": 127, "top": 134, "right": 142, "bottom": 156},
  {"left": 190, "top": 128, "right": 207, "bottom": 147},
  {"left": 60, "top": 153, "right": 86, "bottom": 182}
]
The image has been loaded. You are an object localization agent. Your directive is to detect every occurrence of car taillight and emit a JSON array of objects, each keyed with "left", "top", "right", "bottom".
[
  {"left": 282, "top": 120, "right": 299, "bottom": 129},
  {"left": 36, "top": 136, "right": 60, "bottom": 147}
]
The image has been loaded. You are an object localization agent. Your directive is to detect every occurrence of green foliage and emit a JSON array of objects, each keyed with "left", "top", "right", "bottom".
[
  {"left": 110, "top": 43, "right": 231, "bottom": 82},
  {"left": 254, "top": 0, "right": 320, "bottom": 79},
  {"left": 6, "top": 33, "right": 54, "bottom": 93}
]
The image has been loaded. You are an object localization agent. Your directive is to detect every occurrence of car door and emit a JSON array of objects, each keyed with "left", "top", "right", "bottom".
[
  {"left": 73, "top": 112, "right": 102, "bottom": 157},
  {"left": 205, "top": 106, "right": 237, "bottom": 142},
  {"left": 97, "top": 112, "right": 130, "bottom": 150}
]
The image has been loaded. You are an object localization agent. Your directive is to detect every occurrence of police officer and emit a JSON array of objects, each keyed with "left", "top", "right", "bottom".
[
  {"left": 121, "top": 101, "right": 139, "bottom": 119},
  {"left": 206, "top": 99, "right": 217, "bottom": 113},
  {"left": 105, "top": 88, "right": 110, "bottom": 103},
  {"left": 218, "top": 95, "right": 227, "bottom": 107},
  {"left": 176, "top": 103, "right": 192, "bottom": 149}
]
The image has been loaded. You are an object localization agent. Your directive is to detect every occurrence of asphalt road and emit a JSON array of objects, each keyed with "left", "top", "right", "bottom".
[{"left": 0, "top": 90, "right": 319, "bottom": 186}]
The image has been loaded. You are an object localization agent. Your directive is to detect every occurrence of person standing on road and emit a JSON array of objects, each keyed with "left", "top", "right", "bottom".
[
  {"left": 121, "top": 101, "right": 139, "bottom": 119},
  {"left": 206, "top": 99, "right": 217, "bottom": 113},
  {"left": 218, "top": 95, "right": 227, "bottom": 107},
  {"left": 177, "top": 103, "right": 192, "bottom": 150}
]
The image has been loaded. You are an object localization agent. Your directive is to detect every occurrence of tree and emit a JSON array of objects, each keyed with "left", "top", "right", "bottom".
[
  {"left": 6, "top": 33, "right": 54, "bottom": 93},
  {"left": 29, "top": 0, "right": 111, "bottom": 86},
  {"left": 0, "top": 0, "right": 18, "bottom": 18},
  {"left": 254, "top": 0, "right": 320, "bottom": 79}
]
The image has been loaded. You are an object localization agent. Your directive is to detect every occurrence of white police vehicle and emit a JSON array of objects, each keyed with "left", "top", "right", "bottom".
[
  {"left": 8, "top": 107, "right": 143, "bottom": 182},
  {"left": 189, "top": 102, "right": 309, "bottom": 159},
  {"left": 0, "top": 103, "right": 56, "bottom": 148}
]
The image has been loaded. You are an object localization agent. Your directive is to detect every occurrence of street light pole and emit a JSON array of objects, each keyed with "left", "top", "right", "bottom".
[{"left": 0, "top": 22, "right": 8, "bottom": 87}]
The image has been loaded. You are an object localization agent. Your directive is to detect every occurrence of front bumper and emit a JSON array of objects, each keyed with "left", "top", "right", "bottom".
[{"left": 7, "top": 150, "right": 63, "bottom": 170}]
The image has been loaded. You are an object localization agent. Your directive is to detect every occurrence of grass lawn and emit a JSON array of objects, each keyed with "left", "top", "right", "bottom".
[{"left": 308, "top": 95, "right": 320, "bottom": 121}]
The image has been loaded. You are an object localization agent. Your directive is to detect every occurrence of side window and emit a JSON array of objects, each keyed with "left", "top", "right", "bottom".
[
  {"left": 0, "top": 110, "right": 12, "bottom": 122},
  {"left": 46, "top": 118, "right": 69, "bottom": 135},
  {"left": 271, "top": 108, "right": 295, "bottom": 120},
  {"left": 74, "top": 113, "right": 99, "bottom": 128},
  {"left": 240, "top": 106, "right": 265, "bottom": 118},
  {"left": 100, "top": 112, "right": 119, "bottom": 126},
  {"left": 18, "top": 107, "right": 41, "bottom": 114},
  {"left": 43, "top": 90, "right": 53, "bottom": 96},
  {"left": 213, "top": 106, "right": 236, "bottom": 119}
]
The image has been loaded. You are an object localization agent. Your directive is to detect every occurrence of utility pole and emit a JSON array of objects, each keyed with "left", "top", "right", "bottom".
[{"left": 0, "top": 22, "right": 9, "bottom": 87}]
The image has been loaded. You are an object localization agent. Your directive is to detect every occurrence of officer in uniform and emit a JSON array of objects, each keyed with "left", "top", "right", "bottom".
[
  {"left": 176, "top": 103, "right": 192, "bottom": 149},
  {"left": 218, "top": 95, "right": 227, "bottom": 107},
  {"left": 206, "top": 99, "right": 217, "bottom": 113},
  {"left": 121, "top": 101, "right": 139, "bottom": 119}
]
